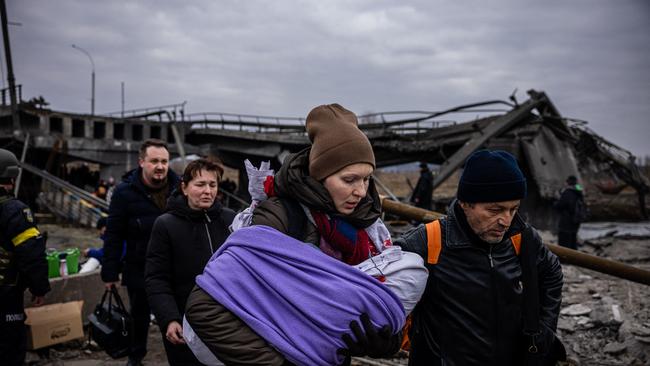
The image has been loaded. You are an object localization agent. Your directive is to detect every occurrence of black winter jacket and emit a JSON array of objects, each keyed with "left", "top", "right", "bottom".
[
  {"left": 396, "top": 201, "right": 563, "bottom": 366},
  {"left": 101, "top": 168, "right": 180, "bottom": 288},
  {"left": 0, "top": 191, "right": 50, "bottom": 298},
  {"left": 553, "top": 187, "right": 584, "bottom": 232},
  {"left": 145, "top": 191, "right": 235, "bottom": 331},
  {"left": 410, "top": 169, "right": 433, "bottom": 210}
]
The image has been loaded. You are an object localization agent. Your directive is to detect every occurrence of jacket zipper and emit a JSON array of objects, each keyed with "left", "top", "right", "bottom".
[
  {"left": 204, "top": 212, "right": 214, "bottom": 254},
  {"left": 488, "top": 245, "right": 494, "bottom": 268},
  {"left": 487, "top": 243, "right": 498, "bottom": 363}
]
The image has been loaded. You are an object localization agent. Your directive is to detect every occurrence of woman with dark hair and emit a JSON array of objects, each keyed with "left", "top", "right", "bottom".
[{"left": 145, "top": 158, "right": 235, "bottom": 365}]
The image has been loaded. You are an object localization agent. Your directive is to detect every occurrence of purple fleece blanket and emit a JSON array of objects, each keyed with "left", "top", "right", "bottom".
[{"left": 196, "top": 225, "right": 405, "bottom": 366}]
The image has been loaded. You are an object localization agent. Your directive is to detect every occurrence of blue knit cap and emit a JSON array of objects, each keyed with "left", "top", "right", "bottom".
[{"left": 457, "top": 150, "right": 527, "bottom": 203}]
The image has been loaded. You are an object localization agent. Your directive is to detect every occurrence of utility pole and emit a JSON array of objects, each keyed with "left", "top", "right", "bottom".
[
  {"left": 0, "top": 0, "right": 20, "bottom": 131},
  {"left": 71, "top": 44, "right": 95, "bottom": 115},
  {"left": 121, "top": 81, "right": 124, "bottom": 118}
]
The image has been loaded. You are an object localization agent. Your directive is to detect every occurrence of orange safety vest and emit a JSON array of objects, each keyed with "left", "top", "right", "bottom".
[{"left": 400, "top": 220, "right": 523, "bottom": 351}]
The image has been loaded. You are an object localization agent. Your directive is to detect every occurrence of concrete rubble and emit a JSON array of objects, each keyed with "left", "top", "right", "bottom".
[{"left": 552, "top": 227, "right": 650, "bottom": 366}]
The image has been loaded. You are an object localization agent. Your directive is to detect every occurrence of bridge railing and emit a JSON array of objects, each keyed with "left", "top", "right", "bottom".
[
  {"left": 19, "top": 162, "right": 108, "bottom": 227},
  {"left": 185, "top": 112, "right": 306, "bottom": 134},
  {"left": 101, "top": 102, "right": 187, "bottom": 121},
  {"left": 97, "top": 101, "right": 513, "bottom": 137},
  {"left": 183, "top": 106, "right": 512, "bottom": 136},
  {"left": 38, "top": 181, "right": 107, "bottom": 227}
]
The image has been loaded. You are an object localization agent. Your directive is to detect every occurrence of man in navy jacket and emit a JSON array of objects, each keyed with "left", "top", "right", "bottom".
[{"left": 101, "top": 139, "right": 180, "bottom": 366}]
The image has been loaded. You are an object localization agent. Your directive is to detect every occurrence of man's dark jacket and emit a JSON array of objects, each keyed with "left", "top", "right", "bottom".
[
  {"left": 101, "top": 168, "right": 180, "bottom": 288},
  {"left": 396, "top": 201, "right": 563, "bottom": 366},
  {"left": 410, "top": 169, "right": 434, "bottom": 210},
  {"left": 553, "top": 187, "right": 583, "bottom": 232},
  {"left": 145, "top": 191, "right": 235, "bottom": 331}
]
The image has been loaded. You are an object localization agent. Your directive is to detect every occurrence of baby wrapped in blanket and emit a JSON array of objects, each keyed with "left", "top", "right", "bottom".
[{"left": 184, "top": 225, "right": 427, "bottom": 366}]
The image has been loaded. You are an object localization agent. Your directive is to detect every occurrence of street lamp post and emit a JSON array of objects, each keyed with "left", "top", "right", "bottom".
[{"left": 71, "top": 44, "right": 95, "bottom": 115}]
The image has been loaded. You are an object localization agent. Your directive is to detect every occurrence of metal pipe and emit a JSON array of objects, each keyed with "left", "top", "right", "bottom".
[
  {"left": 547, "top": 244, "right": 650, "bottom": 286},
  {"left": 380, "top": 198, "right": 650, "bottom": 286},
  {"left": 381, "top": 198, "right": 444, "bottom": 223}
]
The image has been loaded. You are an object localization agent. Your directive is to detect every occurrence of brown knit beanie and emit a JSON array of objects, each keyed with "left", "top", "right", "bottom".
[{"left": 306, "top": 103, "right": 375, "bottom": 181}]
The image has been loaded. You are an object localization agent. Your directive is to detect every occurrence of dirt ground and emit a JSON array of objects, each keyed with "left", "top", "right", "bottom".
[{"left": 24, "top": 219, "right": 650, "bottom": 366}]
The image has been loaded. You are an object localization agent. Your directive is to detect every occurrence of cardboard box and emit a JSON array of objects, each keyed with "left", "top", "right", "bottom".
[{"left": 24, "top": 301, "right": 84, "bottom": 350}]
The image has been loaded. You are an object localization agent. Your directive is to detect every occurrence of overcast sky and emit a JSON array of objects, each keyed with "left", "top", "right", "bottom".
[{"left": 6, "top": 1, "right": 650, "bottom": 157}]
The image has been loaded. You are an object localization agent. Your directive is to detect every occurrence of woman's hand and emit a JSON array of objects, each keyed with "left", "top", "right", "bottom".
[
  {"left": 166, "top": 321, "right": 186, "bottom": 345},
  {"left": 337, "top": 313, "right": 401, "bottom": 358}
]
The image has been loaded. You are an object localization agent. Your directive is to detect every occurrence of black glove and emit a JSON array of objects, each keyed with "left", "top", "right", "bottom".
[{"left": 337, "top": 313, "right": 401, "bottom": 359}]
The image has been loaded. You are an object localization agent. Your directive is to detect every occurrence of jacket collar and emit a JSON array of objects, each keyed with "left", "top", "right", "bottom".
[
  {"left": 445, "top": 199, "right": 525, "bottom": 249},
  {"left": 165, "top": 190, "right": 223, "bottom": 221},
  {"left": 123, "top": 167, "right": 180, "bottom": 196}
]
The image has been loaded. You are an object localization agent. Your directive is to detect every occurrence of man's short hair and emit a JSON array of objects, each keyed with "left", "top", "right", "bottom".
[{"left": 139, "top": 139, "right": 169, "bottom": 159}]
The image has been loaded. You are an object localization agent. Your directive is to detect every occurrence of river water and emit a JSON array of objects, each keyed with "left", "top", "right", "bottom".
[{"left": 579, "top": 221, "right": 650, "bottom": 241}]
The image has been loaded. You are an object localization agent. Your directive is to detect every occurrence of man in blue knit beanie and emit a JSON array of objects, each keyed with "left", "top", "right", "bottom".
[{"left": 397, "top": 150, "right": 565, "bottom": 366}]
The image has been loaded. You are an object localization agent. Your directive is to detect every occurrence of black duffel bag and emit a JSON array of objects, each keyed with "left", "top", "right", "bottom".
[{"left": 88, "top": 286, "right": 133, "bottom": 359}]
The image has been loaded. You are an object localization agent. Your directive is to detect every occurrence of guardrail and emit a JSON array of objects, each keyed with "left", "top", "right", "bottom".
[
  {"left": 19, "top": 162, "right": 108, "bottom": 227},
  {"left": 184, "top": 102, "right": 514, "bottom": 136},
  {"left": 101, "top": 101, "right": 187, "bottom": 121},
  {"left": 37, "top": 180, "right": 106, "bottom": 227}
]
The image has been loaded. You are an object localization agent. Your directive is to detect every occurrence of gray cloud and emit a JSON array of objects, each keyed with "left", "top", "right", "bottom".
[{"left": 6, "top": 0, "right": 650, "bottom": 157}]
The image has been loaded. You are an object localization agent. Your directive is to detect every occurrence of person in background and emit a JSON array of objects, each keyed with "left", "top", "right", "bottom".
[
  {"left": 146, "top": 158, "right": 235, "bottom": 365},
  {"left": 84, "top": 217, "right": 107, "bottom": 262},
  {"left": 553, "top": 175, "right": 585, "bottom": 250},
  {"left": 0, "top": 149, "right": 50, "bottom": 366},
  {"left": 101, "top": 139, "right": 180, "bottom": 366},
  {"left": 410, "top": 162, "right": 433, "bottom": 210},
  {"left": 82, "top": 217, "right": 125, "bottom": 269},
  {"left": 95, "top": 179, "right": 109, "bottom": 200},
  {"left": 397, "top": 150, "right": 564, "bottom": 365},
  {"left": 215, "top": 178, "right": 237, "bottom": 207},
  {"left": 106, "top": 176, "right": 116, "bottom": 205}
]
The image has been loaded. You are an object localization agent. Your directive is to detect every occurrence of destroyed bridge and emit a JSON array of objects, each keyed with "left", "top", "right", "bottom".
[{"left": 0, "top": 89, "right": 648, "bottom": 230}]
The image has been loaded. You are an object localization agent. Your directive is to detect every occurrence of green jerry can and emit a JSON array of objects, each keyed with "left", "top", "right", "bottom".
[
  {"left": 63, "top": 248, "right": 80, "bottom": 275},
  {"left": 46, "top": 249, "right": 59, "bottom": 278}
]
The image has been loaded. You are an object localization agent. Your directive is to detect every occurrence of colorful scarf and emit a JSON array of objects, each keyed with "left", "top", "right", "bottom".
[{"left": 311, "top": 211, "right": 378, "bottom": 265}]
